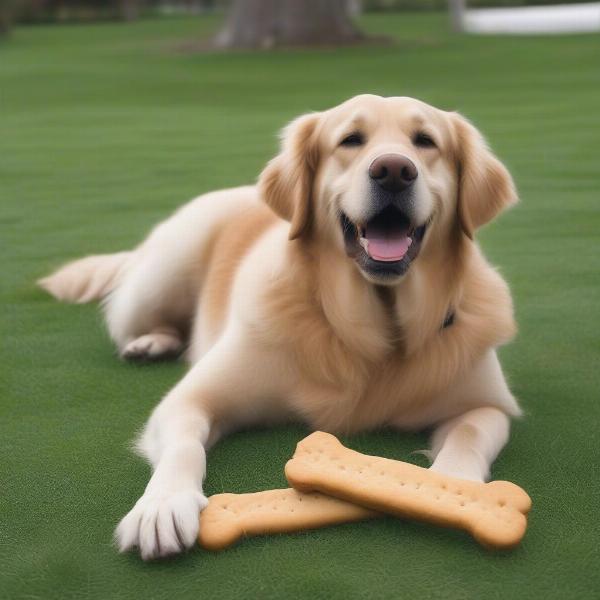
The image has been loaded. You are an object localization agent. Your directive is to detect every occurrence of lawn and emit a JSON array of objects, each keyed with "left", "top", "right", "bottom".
[{"left": 1, "top": 11, "right": 599, "bottom": 600}]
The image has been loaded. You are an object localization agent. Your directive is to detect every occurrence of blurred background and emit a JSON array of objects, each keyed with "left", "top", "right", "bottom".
[
  {"left": 1, "top": 0, "right": 596, "bottom": 30},
  {"left": 1, "top": 2, "right": 599, "bottom": 600}
]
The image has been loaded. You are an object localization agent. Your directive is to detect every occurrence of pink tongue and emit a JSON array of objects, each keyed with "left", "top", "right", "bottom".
[{"left": 366, "top": 234, "right": 411, "bottom": 262}]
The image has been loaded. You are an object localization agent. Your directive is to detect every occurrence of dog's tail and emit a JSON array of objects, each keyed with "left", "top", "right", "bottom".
[{"left": 38, "top": 252, "right": 132, "bottom": 303}]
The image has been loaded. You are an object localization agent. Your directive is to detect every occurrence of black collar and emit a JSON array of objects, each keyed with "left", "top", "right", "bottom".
[
  {"left": 374, "top": 286, "right": 455, "bottom": 332},
  {"left": 442, "top": 310, "right": 455, "bottom": 330}
]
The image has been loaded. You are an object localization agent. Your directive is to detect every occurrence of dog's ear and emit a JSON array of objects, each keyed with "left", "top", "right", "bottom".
[
  {"left": 258, "top": 112, "right": 320, "bottom": 240},
  {"left": 451, "top": 113, "right": 518, "bottom": 238}
]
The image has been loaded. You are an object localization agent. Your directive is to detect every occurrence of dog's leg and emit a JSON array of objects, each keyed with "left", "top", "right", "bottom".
[
  {"left": 104, "top": 190, "right": 256, "bottom": 360},
  {"left": 115, "top": 398, "right": 211, "bottom": 560},
  {"left": 103, "top": 246, "right": 194, "bottom": 360},
  {"left": 115, "top": 328, "right": 290, "bottom": 560},
  {"left": 424, "top": 350, "right": 521, "bottom": 483},
  {"left": 428, "top": 407, "right": 510, "bottom": 482}
]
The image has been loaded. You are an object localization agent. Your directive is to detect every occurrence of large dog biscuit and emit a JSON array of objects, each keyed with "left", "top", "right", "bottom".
[
  {"left": 285, "top": 431, "right": 531, "bottom": 549},
  {"left": 198, "top": 487, "right": 379, "bottom": 550}
]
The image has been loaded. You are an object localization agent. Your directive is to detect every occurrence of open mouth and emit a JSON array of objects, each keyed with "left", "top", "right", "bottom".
[{"left": 341, "top": 205, "right": 427, "bottom": 279}]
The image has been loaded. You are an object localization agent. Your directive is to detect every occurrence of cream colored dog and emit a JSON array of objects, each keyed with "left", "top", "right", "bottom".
[{"left": 40, "top": 95, "right": 521, "bottom": 560}]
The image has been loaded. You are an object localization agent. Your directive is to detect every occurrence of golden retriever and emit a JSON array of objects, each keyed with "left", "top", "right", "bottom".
[{"left": 39, "top": 94, "right": 521, "bottom": 560}]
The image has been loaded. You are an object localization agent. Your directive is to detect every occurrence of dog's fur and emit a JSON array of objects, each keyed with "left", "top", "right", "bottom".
[{"left": 39, "top": 95, "right": 521, "bottom": 560}]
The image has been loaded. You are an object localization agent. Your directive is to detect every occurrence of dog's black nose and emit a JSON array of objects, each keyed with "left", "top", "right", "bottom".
[{"left": 369, "top": 154, "right": 418, "bottom": 193}]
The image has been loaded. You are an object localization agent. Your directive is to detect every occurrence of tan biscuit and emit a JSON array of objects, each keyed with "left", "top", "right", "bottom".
[
  {"left": 285, "top": 431, "right": 532, "bottom": 549},
  {"left": 198, "top": 487, "right": 380, "bottom": 551}
]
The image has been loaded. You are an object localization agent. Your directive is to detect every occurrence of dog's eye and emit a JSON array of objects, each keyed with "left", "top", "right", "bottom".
[
  {"left": 339, "top": 132, "right": 365, "bottom": 147},
  {"left": 413, "top": 132, "right": 437, "bottom": 149}
]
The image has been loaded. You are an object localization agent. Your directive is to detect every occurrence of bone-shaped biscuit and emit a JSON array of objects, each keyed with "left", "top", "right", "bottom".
[
  {"left": 198, "top": 487, "right": 379, "bottom": 550},
  {"left": 285, "top": 431, "right": 532, "bottom": 549}
]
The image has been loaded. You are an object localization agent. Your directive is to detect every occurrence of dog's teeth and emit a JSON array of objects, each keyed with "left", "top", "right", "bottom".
[{"left": 359, "top": 237, "right": 369, "bottom": 252}]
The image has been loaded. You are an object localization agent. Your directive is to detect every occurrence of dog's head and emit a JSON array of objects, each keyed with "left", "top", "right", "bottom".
[{"left": 259, "top": 95, "right": 517, "bottom": 285}]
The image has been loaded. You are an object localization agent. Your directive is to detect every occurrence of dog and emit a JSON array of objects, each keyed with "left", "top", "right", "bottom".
[{"left": 39, "top": 94, "right": 521, "bottom": 560}]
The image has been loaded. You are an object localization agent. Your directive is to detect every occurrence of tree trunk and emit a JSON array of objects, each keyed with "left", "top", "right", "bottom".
[
  {"left": 215, "top": 0, "right": 363, "bottom": 49},
  {"left": 448, "top": 0, "right": 466, "bottom": 33},
  {"left": 0, "top": 2, "right": 13, "bottom": 35},
  {"left": 118, "top": 0, "right": 142, "bottom": 22}
]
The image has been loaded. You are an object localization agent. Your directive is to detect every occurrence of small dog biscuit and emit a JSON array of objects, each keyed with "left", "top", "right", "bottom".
[
  {"left": 285, "top": 431, "right": 531, "bottom": 549},
  {"left": 198, "top": 487, "right": 379, "bottom": 550}
]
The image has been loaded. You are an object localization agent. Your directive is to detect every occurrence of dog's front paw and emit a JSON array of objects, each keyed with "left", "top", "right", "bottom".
[{"left": 115, "top": 489, "right": 208, "bottom": 560}]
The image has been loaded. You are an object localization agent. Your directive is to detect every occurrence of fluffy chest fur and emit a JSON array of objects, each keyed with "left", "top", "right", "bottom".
[{"left": 259, "top": 239, "right": 516, "bottom": 434}]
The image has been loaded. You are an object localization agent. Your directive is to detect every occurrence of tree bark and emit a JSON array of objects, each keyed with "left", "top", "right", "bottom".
[{"left": 215, "top": 0, "right": 363, "bottom": 49}]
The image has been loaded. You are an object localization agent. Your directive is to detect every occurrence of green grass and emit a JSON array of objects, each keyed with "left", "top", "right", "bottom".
[{"left": 2, "top": 12, "right": 600, "bottom": 600}]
